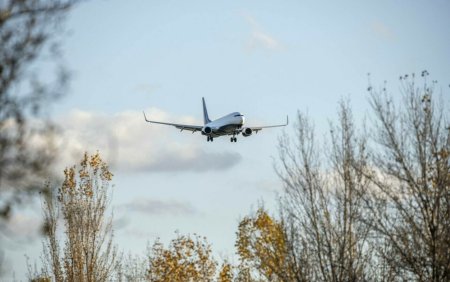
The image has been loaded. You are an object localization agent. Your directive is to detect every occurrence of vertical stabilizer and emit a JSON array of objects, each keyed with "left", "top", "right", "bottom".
[{"left": 202, "top": 97, "right": 211, "bottom": 125}]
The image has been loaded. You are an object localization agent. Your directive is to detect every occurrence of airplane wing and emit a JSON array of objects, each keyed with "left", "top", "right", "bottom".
[
  {"left": 248, "top": 116, "right": 289, "bottom": 134},
  {"left": 143, "top": 112, "right": 203, "bottom": 133}
]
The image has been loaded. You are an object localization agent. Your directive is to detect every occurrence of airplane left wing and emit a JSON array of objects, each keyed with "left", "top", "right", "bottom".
[
  {"left": 248, "top": 115, "right": 289, "bottom": 134},
  {"left": 143, "top": 112, "right": 203, "bottom": 133}
]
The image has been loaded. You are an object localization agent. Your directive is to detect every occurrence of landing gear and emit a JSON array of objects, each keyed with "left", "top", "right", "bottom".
[
  {"left": 207, "top": 136, "right": 214, "bottom": 142},
  {"left": 230, "top": 137, "right": 237, "bottom": 142}
]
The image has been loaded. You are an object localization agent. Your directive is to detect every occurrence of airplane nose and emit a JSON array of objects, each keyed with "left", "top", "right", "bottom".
[{"left": 241, "top": 115, "right": 245, "bottom": 125}]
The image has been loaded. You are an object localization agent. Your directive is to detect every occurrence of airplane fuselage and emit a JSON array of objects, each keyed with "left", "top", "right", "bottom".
[{"left": 202, "top": 112, "right": 245, "bottom": 137}]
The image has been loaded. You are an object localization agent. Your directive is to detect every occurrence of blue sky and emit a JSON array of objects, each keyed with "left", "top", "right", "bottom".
[{"left": 4, "top": 0, "right": 450, "bottom": 279}]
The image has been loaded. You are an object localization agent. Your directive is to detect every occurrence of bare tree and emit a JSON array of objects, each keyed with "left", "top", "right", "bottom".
[
  {"left": 275, "top": 72, "right": 449, "bottom": 281},
  {"left": 360, "top": 73, "right": 450, "bottom": 281},
  {"left": 276, "top": 101, "right": 376, "bottom": 282},
  {"left": 0, "top": 0, "right": 78, "bottom": 221},
  {"left": 115, "top": 253, "right": 148, "bottom": 282},
  {"left": 39, "top": 152, "right": 119, "bottom": 282}
]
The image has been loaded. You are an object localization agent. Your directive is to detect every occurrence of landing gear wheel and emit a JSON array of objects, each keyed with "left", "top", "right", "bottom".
[{"left": 230, "top": 137, "right": 237, "bottom": 142}]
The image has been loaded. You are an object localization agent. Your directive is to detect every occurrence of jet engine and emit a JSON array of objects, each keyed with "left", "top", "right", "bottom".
[
  {"left": 202, "top": 126, "right": 212, "bottom": 134},
  {"left": 242, "top": 127, "right": 253, "bottom": 137}
]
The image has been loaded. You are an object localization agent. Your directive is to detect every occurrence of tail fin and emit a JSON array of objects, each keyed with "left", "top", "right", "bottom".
[{"left": 202, "top": 97, "right": 211, "bottom": 125}]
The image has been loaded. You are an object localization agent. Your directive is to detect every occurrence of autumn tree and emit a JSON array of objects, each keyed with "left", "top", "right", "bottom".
[
  {"left": 359, "top": 73, "right": 450, "bottom": 281},
  {"left": 147, "top": 233, "right": 217, "bottom": 282},
  {"left": 236, "top": 207, "right": 306, "bottom": 282},
  {"left": 217, "top": 261, "right": 234, "bottom": 282},
  {"left": 38, "top": 152, "right": 119, "bottom": 282},
  {"left": 0, "top": 0, "right": 79, "bottom": 221}
]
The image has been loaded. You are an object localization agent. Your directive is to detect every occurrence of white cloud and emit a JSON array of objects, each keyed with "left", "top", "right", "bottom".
[
  {"left": 242, "top": 13, "right": 285, "bottom": 52},
  {"left": 120, "top": 198, "right": 199, "bottom": 216},
  {"left": 371, "top": 21, "right": 395, "bottom": 41},
  {"left": 53, "top": 109, "right": 242, "bottom": 173}
]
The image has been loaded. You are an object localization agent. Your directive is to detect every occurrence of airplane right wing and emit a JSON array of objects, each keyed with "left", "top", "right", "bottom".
[
  {"left": 143, "top": 112, "right": 203, "bottom": 133},
  {"left": 248, "top": 115, "right": 289, "bottom": 134}
]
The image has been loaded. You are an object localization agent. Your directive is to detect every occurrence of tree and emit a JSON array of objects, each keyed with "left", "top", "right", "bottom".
[
  {"left": 360, "top": 73, "right": 450, "bottom": 281},
  {"left": 217, "top": 261, "right": 234, "bottom": 282},
  {"left": 236, "top": 207, "right": 306, "bottom": 282},
  {"left": 274, "top": 72, "right": 449, "bottom": 281},
  {"left": 115, "top": 254, "right": 148, "bottom": 282},
  {"left": 276, "top": 102, "right": 375, "bottom": 282},
  {"left": 39, "top": 152, "right": 119, "bottom": 282},
  {"left": 0, "top": 0, "right": 78, "bottom": 221},
  {"left": 147, "top": 233, "right": 217, "bottom": 282}
]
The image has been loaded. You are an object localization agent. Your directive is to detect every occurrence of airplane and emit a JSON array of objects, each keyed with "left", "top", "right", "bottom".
[{"left": 143, "top": 97, "right": 288, "bottom": 142}]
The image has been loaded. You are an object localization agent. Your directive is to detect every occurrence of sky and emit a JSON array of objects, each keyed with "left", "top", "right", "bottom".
[{"left": 3, "top": 0, "right": 450, "bottom": 279}]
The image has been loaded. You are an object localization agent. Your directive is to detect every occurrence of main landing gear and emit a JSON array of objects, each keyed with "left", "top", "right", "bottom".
[
  {"left": 230, "top": 137, "right": 237, "bottom": 142},
  {"left": 207, "top": 136, "right": 214, "bottom": 142}
]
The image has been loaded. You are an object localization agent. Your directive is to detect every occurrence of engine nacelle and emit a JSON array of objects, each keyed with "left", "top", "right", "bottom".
[
  {"left": 202, "top": 126, "right": 212, "bottom": 135},
  {"left": 242, "top": 127, "right": 253, "bottom": 137}
]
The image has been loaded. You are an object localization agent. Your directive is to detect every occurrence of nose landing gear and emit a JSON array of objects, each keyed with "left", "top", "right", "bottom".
[
  {"left": 207, "top": 136, "right": 214, "bottom": 142},
  {"left": 230, "top": 137, "right": 237, "bottom": 142}
]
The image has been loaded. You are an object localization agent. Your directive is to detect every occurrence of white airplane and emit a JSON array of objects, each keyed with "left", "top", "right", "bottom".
[{"left": 143, "top": 97, "right": 288, "bottom": 142}]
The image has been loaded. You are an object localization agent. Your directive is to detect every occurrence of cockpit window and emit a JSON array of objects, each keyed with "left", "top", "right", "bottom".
[{"left": 234, "top": 114, "right": 243, "bottom": 117}]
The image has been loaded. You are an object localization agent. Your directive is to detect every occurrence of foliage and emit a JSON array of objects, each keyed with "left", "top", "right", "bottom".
[
  {"left": 236, "top": 207, "right": 301, "bottom": 281},
  {"left": 39, "top": 152, "right": 118, "bottom": 282},
  {"left": 218, "top": 261, "right": 234, "bottom": 282},
  {"left": 147, "top": 233, "right": 217, "bottom": 282}
]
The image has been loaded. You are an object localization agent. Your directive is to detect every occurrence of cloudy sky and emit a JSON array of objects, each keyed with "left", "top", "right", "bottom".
[{"left": 4, "top": 0, "right": 450, "bottom": 279}]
